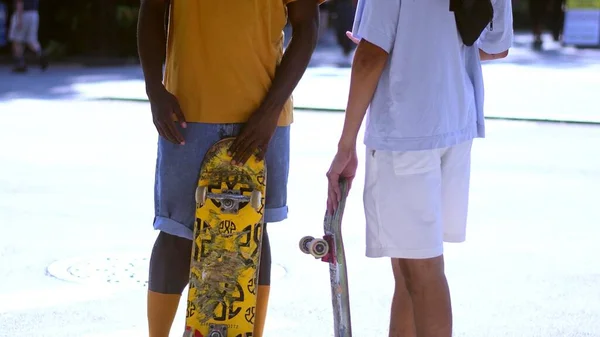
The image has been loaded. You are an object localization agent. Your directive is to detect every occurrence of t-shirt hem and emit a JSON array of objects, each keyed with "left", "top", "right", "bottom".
[
  {"left": 364, "top": 123, "right": 483, "bottom": 152},
  {"left": 181, "top": 116, "right": 293, "bottom": 127}
]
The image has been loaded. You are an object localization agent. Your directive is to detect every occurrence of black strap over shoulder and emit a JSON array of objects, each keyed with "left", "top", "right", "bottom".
[{"left": 450, "top": 0, "right": 494, "bottom": 46}]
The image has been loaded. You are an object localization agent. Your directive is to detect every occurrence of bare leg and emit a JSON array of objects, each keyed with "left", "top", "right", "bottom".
[
  {"left": 12, "top": 41, "right": 24, "bottom": 58},
  {"left": 26, "top": 41, "right": 48, "bottom": 70},
  {"left": 254, "top": 225, "right": 272, "bottom": 337},
  {"left": 389, "top": 259, "right": 417, "bottom": 337},
  {"left": 529, "top": 0, "right": 546, "bottom": 49},
  {"left": 26, "top": 41, "right": 41, "bottom": 55},
  {"left": 399, "top": 255, "right": 452, "bottom": 337},
  {"left": 550, "top": 0, "right": 565, "bottom": 41},
  {"left": 12, "top": 41, "right": 26, "bottom": 71},
  {"left": 147, "top": 231, "right": 192, "bottom": 337},
  {"left": 147, "top": 226, "right": 272, "bottom": 337}
]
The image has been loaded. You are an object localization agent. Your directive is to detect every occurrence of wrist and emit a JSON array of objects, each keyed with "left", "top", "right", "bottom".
[
  {"left": 338, "top": 137, "right": 356, "bottom": 152},
  {"left": 145, "top": 82, "right": 165, "bottom": 99},
  {"left": 255, "top": 102, "right": 283, "bottom": 121}
]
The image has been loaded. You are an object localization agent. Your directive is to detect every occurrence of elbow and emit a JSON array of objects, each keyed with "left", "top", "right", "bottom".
[
  {"left": 352, "top": 40, "right": 389, "bottom": 70},
  {"left": 497, "top": 49, "right": 509, "bottom": 59}
]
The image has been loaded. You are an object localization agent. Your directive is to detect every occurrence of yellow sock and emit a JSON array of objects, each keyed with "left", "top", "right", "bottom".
[
  {"left": 147, "top": 291, "right": 181, "bottom": 337},
  {"left": 253, "top": 285, "right": 271, "bottom": 337}
]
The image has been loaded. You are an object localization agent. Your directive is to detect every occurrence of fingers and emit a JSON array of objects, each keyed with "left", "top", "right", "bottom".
[
  {"left": 326, "top": 172, "right": 341, "bottom": 214},
  {"left": 151, "top": 97, "right": 186, "bottom": 145},
  {"left": 326, "top": 182, "right": 338, "bottom": 215},
  {"left": 333, "top": 178, "right": 342, "bottom": 202},
  {"left": 155, "top": 123, "right": 170, "bottom": 142},
  {"left": 155, "top": 119, "right": 184, "bottom": 145},
  {"left": 346, "top": 31, "right": 360, "bottom": 45},
  {"left": 166, "top": 120, "right": 185, "bottom": 145},
  {"left": 347, "top": 177, "right": 354, "bottom": 195},
  {"left": 171, "top": 97, "right": 187, "bottom": 128},
  {"left": 326, "top": 193, "right": 336, "bottom": 215},
  {"left": 254, "top": 145, "right": 267, "bottom": 161},
  {"left": 230, "top": 136, "right": 260, "bottom": 166},
  {"left": 227, "top": 136, "right": 242, "bottom": 158}
]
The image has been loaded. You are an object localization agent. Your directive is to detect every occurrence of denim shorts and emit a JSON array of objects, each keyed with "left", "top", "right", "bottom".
[{"left": 153, "top": 123, "right": 290, "bottom": 240}]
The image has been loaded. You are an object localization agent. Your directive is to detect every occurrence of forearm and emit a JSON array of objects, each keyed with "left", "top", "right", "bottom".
[
  {"left": 339, "top": 40, "right": 389, "bottom": 148},
  {"left": 258, "top": 20, "right": 318, "bottom": 117},
  {"left": 137, "top": 0, "right": 168, "bottom": 98}
]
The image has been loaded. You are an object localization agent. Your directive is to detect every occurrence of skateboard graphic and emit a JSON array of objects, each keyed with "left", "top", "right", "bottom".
[
  {"left": 299, "top": 178, "right": 352, "bottom": 337},
  {"left": 184, "top": 138, "right": 267, "bottom": 337}
]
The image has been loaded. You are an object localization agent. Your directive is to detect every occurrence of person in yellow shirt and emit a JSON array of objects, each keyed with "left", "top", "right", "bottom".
[{"left": 137, "top": 0, "right": 323, "bottom": 336}]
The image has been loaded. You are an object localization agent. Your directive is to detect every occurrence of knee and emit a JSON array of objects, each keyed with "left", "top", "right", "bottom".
[
  {"left": 153, "top": 231, "right": 192, "bottom": 256},
  {"left": 148, "top": 231, "right": 192, "bottom": 294},
  {"left": 397, "top": 256, "right": 446, "bottom": 295}
]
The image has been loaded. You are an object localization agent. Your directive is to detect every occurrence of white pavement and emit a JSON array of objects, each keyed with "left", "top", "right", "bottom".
[{"left": 1, "top": 98, "right": 600, "bottom": 336}]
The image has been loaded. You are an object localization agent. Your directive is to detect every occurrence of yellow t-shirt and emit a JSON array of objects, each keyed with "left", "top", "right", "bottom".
[{"left": 163, "top": 0, "right": 303, "bottom": 126}]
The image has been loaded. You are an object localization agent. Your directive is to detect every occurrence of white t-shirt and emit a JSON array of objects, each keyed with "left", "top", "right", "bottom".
[{"left": 352, "top": 0, "right": 514, "bottom": 151}]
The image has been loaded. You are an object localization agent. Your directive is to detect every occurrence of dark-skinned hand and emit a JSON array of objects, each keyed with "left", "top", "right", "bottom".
[
  {"left": 148, "top": 85, "right": 187, "bottom": 145},
  {"left": 228, "top": 109, "right": 279, "bottom": 165}
]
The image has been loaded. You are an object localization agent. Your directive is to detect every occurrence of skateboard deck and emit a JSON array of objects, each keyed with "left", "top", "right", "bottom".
[
  {"left": 299, "top": 178, "right": 352, "bottom": 337},
  {"left": 184, "top": 137, "right": 267, "bottom": 337}
]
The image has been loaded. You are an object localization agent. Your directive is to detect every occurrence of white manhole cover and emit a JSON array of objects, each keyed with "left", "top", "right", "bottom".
[
  {"left": 47, "top": 254, "right": 286, "bottom": 287},
  {"left": 47, "top": 254, "right": 150, "bottom": 287}
]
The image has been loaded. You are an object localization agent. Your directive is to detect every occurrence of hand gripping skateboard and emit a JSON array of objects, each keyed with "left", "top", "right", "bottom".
[
  {"left": 299, "top": 178, "right": 352, "bottom": 337},
  {"left": 184, "top": 138, "right": 267, "bottom": 337}
]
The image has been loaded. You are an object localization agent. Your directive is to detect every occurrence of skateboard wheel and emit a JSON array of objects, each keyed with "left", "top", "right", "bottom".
[
  {"left": 250, "top": 190, "right": 262, "bottom": 211},
  {"left": 195, "top": 186, "right": 207, "bottom": 206},
  {"left": 299, "top": 236, "right": 315, "bottom": 254},
  {"left": 309, "top": 238, "right": 329, "bottom": 259}
]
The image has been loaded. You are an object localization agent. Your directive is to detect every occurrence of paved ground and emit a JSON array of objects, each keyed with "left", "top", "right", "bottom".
[
  {"left": 1, "top": 99, "right": 600, "bottom": 336},
  {"left": 1, "top": 32, "right": 600, "bottom": 337}
]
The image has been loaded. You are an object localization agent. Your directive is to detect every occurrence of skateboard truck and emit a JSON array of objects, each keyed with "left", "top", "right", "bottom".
[
  {"left": 208, "top": 324, "right": 227, "bottom": 337},
  {"left": 183, "top": 325, "right": 227, "bottom": 337},
  {"left": 195, "top": 186, "right": 262, "bottom": 213}
]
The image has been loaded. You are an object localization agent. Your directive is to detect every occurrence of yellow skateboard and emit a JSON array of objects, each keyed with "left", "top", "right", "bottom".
[{"left": 184, "top": 138, "right": 267, "bottom": 337}]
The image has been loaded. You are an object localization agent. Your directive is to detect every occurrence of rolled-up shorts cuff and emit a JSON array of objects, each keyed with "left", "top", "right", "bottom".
[
  {"left": 154, "top": 205, "right": 289, "bottom": 241},
  {"left": 153, "top": 123, "right": 290, "bottom": 240},
  {"left": 153, "top": 216, "right": 194, "bottom": 240},
  {"left": 265, "top": 205, "right": 288, "bottom": 223}
]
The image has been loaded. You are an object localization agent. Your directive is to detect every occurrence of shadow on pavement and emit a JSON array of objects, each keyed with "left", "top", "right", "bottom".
[
  {"left": 1, "top": 33, "right": 598, "bottom": 102},
  {"left": 0, "top": 65, "right": 144, "bottom": 101}
]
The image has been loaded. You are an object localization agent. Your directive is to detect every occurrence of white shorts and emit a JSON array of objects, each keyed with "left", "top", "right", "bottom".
[
  {"left": 363, "top": 140, "right": 473, "bottom": 259},
  {"left": 8, "top": 11, "right": 39, "bottom": 45}
]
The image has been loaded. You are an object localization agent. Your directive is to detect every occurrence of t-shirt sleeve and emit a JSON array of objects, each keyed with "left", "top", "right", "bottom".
[
  {"left": 478, "top": 0, "right": 514, "bottom": 54},
  {"left": 351, "top": 0, "right": 401, "bottom": 53}
]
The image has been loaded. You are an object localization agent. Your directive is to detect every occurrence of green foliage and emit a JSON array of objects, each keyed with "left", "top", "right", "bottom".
[
  {"left": 27, "top": 0, "right": 533, "bottom": 59},
  {"left": 38, "top": 0, "right": 140, "bottom": 59}
]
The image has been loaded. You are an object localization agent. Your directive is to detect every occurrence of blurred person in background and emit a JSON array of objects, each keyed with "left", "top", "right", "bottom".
[
  {"left": 8, "top": 0, "right": 48, "bottom": 72},
  {"left": 326, "top": 0, "right": 356, "bottom": 57},
  {"left": 529, "top": 0, "right": 565, "bottom": 50}
]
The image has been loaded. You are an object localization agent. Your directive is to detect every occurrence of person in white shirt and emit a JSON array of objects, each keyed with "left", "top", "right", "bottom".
[{"left": 326, "top": 0, "right": 513, "bottom": 336}]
